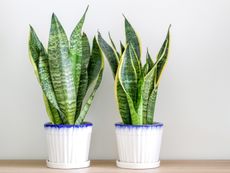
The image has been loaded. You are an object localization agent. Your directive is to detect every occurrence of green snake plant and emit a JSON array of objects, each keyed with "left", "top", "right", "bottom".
[
  {"left": 28, "top": 7, "right": 104, "bottom": 125},
  {"left": 98, "top": 17, "right": 170, "bottom": 125}
]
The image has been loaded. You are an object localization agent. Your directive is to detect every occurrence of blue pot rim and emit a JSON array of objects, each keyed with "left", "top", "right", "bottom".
[
  {"left": 44, "top": 122, "right": 93, "bottom": 128},
  {"left": 115, "top": 122, "right": 163, "bottom": 128}
]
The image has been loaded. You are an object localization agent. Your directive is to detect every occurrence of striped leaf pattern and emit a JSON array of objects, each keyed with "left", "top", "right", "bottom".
[
  {"left": 29, "top": 26, "right": 63, "bottom": 124},
  {"left": 70, "top": 6, "right": 88, "bottom": 95},
  {"left": 124, "top": 17, "right": 141, "bottom": 58},
  {"left": 99, "top": 18, "right": 170, "bottom": 125},
  {"left": 117, "top": 45, "right": 142, "bottom": 125},
  {"left": 75, "top": 33, "right": 90, "bottom": 121},
  {"left": 156, "top": 26, "right": 171, "bottom": 86},
  {"left": 75, "top": 38, "right": 104, "bottom": 124},
  {"left": 48, "top": 14, "right": 76, "bottom": 124},
  {"left": 28, "top": 7, "right": 103, "bottom": 124},
  {"left": 98, "top": 32, "right": 119, "bottom": 78}
]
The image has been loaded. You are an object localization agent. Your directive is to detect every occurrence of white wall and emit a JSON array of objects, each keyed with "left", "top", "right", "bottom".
[{"left": 0, "top": 0, "right": 230, "bottom": 160}]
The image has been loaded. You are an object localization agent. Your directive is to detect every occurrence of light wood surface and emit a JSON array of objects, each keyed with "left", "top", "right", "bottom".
[{"left": 0, "top": 160, "right": 229, "bottom": 173}]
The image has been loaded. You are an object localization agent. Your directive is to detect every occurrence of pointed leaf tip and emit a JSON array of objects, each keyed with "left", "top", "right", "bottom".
[
  {"left": 51, "top": 13, "right": 59, "bottom": 23},
  {"left": 169, "top": 24, "right": 172, "bottom": 30},
  {"left": 29, "top": 25, "right": 33, "bottom": 30},
  {"left": 82, "top": 5, "right": 89, "bottom": 17},
  {"left": 51, "top": 13, "right": 56, "bottom": 18}
]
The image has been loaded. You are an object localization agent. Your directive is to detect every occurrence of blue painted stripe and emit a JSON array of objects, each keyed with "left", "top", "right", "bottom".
[
  {"left": 44, "top": 122, "right": 93, "bottom": 128},
  {"left": 115, "top": 122, "right": 163, "bottom": 128}
]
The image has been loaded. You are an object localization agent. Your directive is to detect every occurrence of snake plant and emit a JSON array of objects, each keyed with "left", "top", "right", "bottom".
[
  {"left": 28, "top": 7, "right": 104, "bottom": 125},
  {"left": 98, "top": 17, "right": 170, "bottom": 125}
]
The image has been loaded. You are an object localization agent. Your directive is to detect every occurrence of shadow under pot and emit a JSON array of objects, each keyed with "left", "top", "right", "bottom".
[
  {"left": 44, "top": 122, "right": 93, "bottom": 169},
  {"left": 115, "top": 122, "right": 163, "bottom": 169}
]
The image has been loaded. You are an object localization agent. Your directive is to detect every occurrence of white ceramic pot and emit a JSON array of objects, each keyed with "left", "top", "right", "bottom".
[
  {"left": 115, "top": 122, "right": 163, "bottom": 169},
  {"left": 44, "top": 122, "right": 93, "bottom": 169}
]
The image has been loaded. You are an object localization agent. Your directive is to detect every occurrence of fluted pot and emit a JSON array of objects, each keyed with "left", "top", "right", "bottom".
[
  {"left": 115, "top": 122, "right": 163, "bottom": 169},
  {"left": 44, "top": 122, "right": 93, "bottom": 169}
]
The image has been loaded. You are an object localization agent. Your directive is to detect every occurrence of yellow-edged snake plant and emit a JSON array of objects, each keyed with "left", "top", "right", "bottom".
[
  {"left": 98, "top": 17, "right": 170, "bottom": 125},
  {"left": 28, "top": 7, "right": 104, "bottom": 125}
]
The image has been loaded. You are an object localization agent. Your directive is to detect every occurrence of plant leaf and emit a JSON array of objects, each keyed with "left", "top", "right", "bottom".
[
  {"left": 142, "top": 50, "right": 154, "bottom": 76},
  {"left": 146, "top": 88, "right": 158, "bottom": 124},
  {"left": 75, "top": 33, "right": 90, "bottom": 120},
  {"left": 119, "top": 45, "right": 137, "bottom": 105},
  {"left": 130, "top": 44, "right": 142, "bottom": 78},
  {"left": 70, "top": 6, "right": 88, "bottom": 97},
  {"left": 124, "top": 17, "right": 141, "bottom": 58},
  {"left": 48, "top": 14, "right": 76, "bottom": 124},
  {"left": 118, "top": 45, "right": 142, "bottom": 125},
  {"left": 142, "top": 62, "right": 157, "bottom": 124},
  {"left": 75, "top": 70, "right": 103, "bottom": 124},
  {"left": 98, "top": 32, "right": 119, "bottom": 78},
  {"left": 88, "top": 37, "right": 103, "bottom": 86},
  {"left": 115, "top": 77, "right": 131, "bottom": 124},
  {"left": 29, "top": 26, "right": 64, "bottom": 123},
  {"left": 120, "top": 41, "right": 125, "bottom": 55},
  {"left": 146, "top": 50, "right": 154, "bottom": 69},
  {"left": 108, "top": 33, "right": 120, "bottom": 58},
  {"left": 156, "top": 25, "right": 171, "bottom": 86},
  {"left": 75, "top": 39, "right": 104, "bottom": 124},
  {"left": 43, "top": 94, "right": 63, "bottom": 124}
]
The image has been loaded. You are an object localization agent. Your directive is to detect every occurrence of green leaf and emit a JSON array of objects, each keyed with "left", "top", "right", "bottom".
[
  {"left": 142, "top": 62, "right": 157, "bottom": 124},
  {"left": 75, "top": 40, "right": 104, "bottom": 124},
  {"left": 124, "top": 17, "right": 141, "bottom": 58},
  {"left": 98, "top": 32, "right": 119, "bottom": 78},
  {"left": 130, "top": 44, "right": 142, "bottom": 78},
  {"left": 88, "top": 37, "right": 103, "bottom": 86},
  {"left": 118, "top": 45, "right": 142, "bottom": 125},
  {"left": 119, "top": 45, "right": 137, "bottom": 105},
  {"left": 156, "top": 25, "right": 171, "bottom": 86},
  {"left": 75, "top": 70, "right": 103, "bottom": 125},
  {"left": 108, "top": 33, "right": 120, "bottom": 58},
  {"left": 48, "top": 14, "right": 76, "bottom": 124},
  {"left": 115, "top": 77, "right": 131, "bottom": 124},
  {"left": 70, "top": 6, "right": 88, "bottom": 97},
  {"left": 75, "top": 33, "right": 90, "bottom": 120},
  {"left": 120, "top": 41, "right": 125, "bottom": 55},
  {"left": 43, "top": 94, "right": 62, "bottom": 124},
  {"left": 28, "top": 26, "right": 40, "bottom": 80},
  {"left": 129, "top": 44, "right": 143, "bottom": 116},
  {"left": 143, "top": 50, "right": 154, "bottom": 76},
  {"left": 146, "top": 88, "right": 158, "bottom": 124},
  {"left": 146, "top": 50, "right": 154, "bottom": 69},
  {"left": 29, "top": 26, "right": 64, "bottom": 123}
]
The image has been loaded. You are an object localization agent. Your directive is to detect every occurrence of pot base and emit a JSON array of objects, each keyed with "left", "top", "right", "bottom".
[
  {"left": 116, "top": 160, "right": 160, "bottom": 169},
  {"left": 46, "top": 160, "right": 90, "bottom": 169}
]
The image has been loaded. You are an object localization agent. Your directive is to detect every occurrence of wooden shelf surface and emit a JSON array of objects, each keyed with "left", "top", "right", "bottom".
[{"left": 0, "top": 160, "right": 229, "bottom": 173}]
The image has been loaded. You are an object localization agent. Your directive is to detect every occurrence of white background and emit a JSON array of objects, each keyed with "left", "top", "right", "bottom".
[{"left": 0, "top": 0, "right": 230, "bottom": 160}]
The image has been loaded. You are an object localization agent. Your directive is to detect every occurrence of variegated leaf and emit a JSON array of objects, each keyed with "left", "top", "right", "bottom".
[
  {"left": 156, "top": 26, "right": 171, "bottom": 86},
  {"left": 70, "top": 6, "right": 88, "bottom": 96},
  {"left": 142, "top": 61, "right": 157, "bottom": 124},
  {"left": 143, "top": 50, "right": 154, "bottom": 76},
  {"left": 108, "top": 32, "right": 120, "bottom": 57},
  {"left": 48, "top": 14, "right": 76, "bottom": 124},
  {"left": 146, "top": 50, "right": 154, "bottom": 69},
  {"left": 29, "top": 26, "right": 64, "bottom": 123},
  {"left": 98, "top": 32, "right": 119, "bottom": 78},
  {"left": 88, "top": 37, "right": 103, "bottom": 86},
  {"left": 120, "top": 41, "right": 125, "bottom": 55},
  {"left": 118, "top": 45, "right": 142, "bottom": 125},
  {"left": 75, "top": 33, "right": 90, "bottom": 120},
  {"left": 146, "top": 88, "right": 158, "bottom": 124},
  {"left": 124, "top": 17, "right": 141, "bottom": 58},
  {"left": 43, "top": 94, "right": 63, "bottom": 124},
  {"left": 75, "top": 39, "right": 104, "bottom": 124},
  {"left": 115, "top": 77, "right": 131, "bottom": 124}
]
